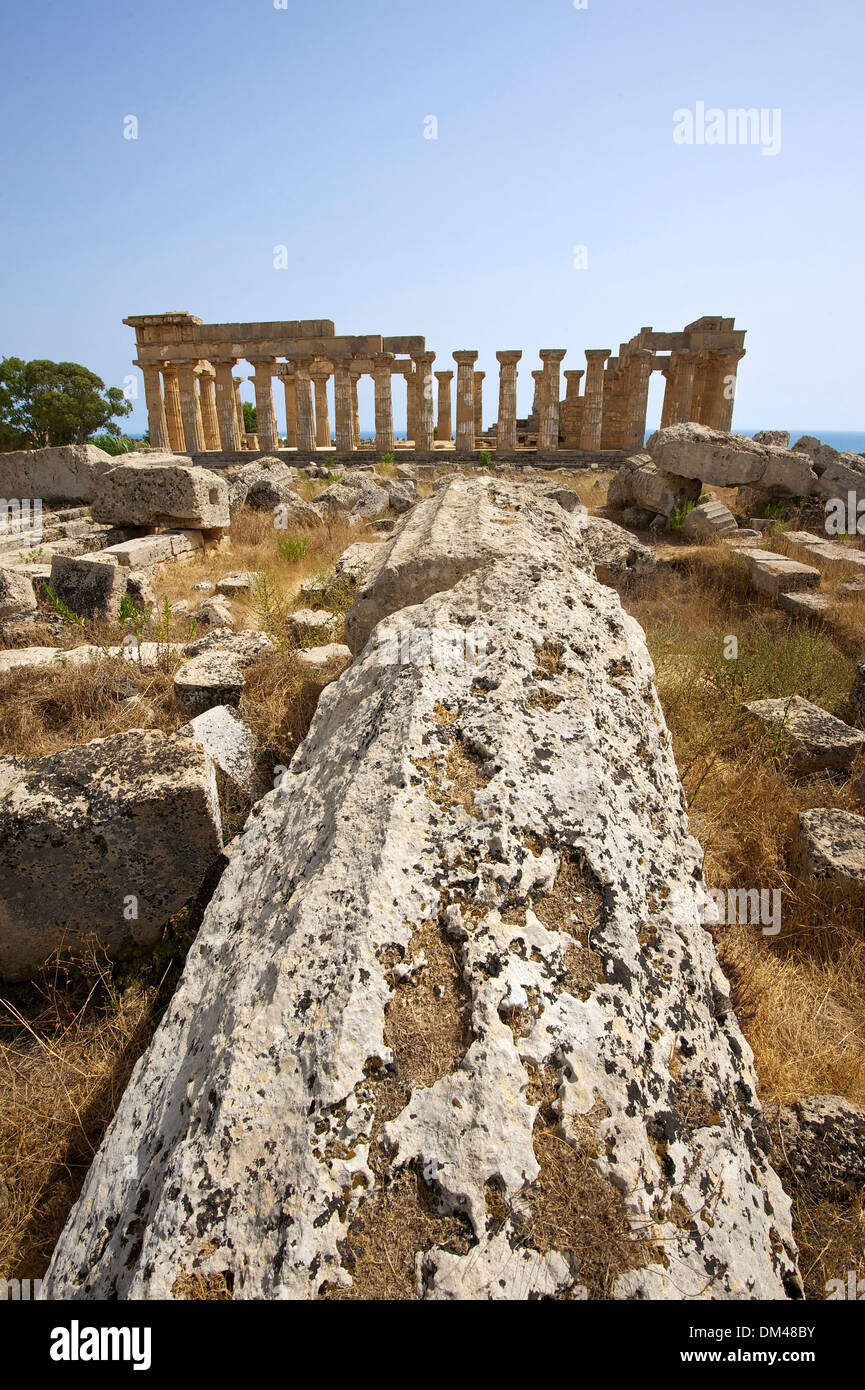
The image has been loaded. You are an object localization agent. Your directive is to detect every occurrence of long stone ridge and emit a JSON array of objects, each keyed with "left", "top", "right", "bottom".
[{"left": 45, "top": 478, "right": 799, "bottom": 1301}]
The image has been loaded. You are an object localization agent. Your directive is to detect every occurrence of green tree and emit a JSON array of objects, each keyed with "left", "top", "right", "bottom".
[
  {"left": 0, "top": 357, "right": 133, "bottom": 449},
  {"left": 242, "top": 400, "right": 258, "bottom": 434}
]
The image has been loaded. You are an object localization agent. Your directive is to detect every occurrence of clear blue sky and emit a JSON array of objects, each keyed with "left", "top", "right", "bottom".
[{"left": 1, "top": 0, "right": 862, "bottom": 434}]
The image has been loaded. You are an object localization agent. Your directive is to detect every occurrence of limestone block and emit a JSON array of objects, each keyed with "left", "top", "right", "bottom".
[
  {"left": 731, "top": 547, "right": 822, "bottom": 598},
  {"left": 216, "top": 571, "right": 265, "bottom": 597},
  {"left": 0, "top": 566, "right": 37, "bottom": 619},
  {"left": 313, "top": 476, "right": 390, "bottom": 521},
  {"left": 335, "top": 541, "right": 385, "bottom": 587},
  {"left": 795, "top": 808, "right": 865, "bottom": 885},
  {"left": 180, "top": 705, "right": 259, "bottom": 797},
  {"left": 753, "top": 430, "right": 790, "bottom": 449},
  {"left": 173, "top": 651, "right": 246, "bottom": 716},
  {"left": 580, "top": 515, "right": 657, "bottom": 586},
  {"left": 92, "top": 461, "right": 230, "bottom": 530},
  {"left": 745, "top": 696, "right": 865, "bottom": 772},
  {"left": 287, "top": 608, "right": 340, "bottom": 641},
  {"left": 0, "top": 444, "right": 113, "bottom": 503},
  {"left": 229, "top": 460, "right": 304, "bottom": 513},
  {"left": 771, "top": 1095, "right": 865, "bottom": 1201},
  {"left": 647, "top": 424, "right": 817, "bottom": 495},
  {"left": 607, "top": 452, "right": 700, "bottom": 517},
  {"left": 48, "top": 551, "right": 128, "bottom": 619},
  {"left": 777, "top": 591, "right": 830, "bottom": 619},
  {"left": 193, "top": 597, "right": 235, "bottom": 629},
  {"left": 296, "top": 644, "right": 353, "bottom": 673},
  {"left": 46, "top": 476, "right": 798, "bottom": 1301},
  {"left": 0, "top": 730, "right": 222, "bottom": 981}
]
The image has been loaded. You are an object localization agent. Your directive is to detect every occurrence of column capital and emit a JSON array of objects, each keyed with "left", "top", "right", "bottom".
[
  {"left": 474, "top": 370, "right": 486, "bottom": 380},
  {"left": 371, "top": 352, "right": 395, "bottom": 376},
  {"left": 209, "top": 356, "right": 238, "bottom": 369},
  {"left": 564, "top": 369, "right": 585, "bottom": 381},
  {"left": 496, "top": 350, "right": 522, "bottom": 365},
  {"left": 539, "top": 349, "right": 566, "bottom": 363},
  {"left": 247, "top": 355, "right": 277, "bottom": 368},
  {"left": 414, "top": 350, "right": 436, "bottom": 366},
  {"left": 585, "top": 349, "right": 612, "bottom": 363},
  {"left": 434, "top": 369, "right": 454, "bottom": 382},
  {"left": 453, "top": 350, "right": 478, "bottom": 365}
]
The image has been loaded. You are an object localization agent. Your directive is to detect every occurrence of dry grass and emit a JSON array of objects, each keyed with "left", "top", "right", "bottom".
[{"left": 0, "top": 927, "right": 195, "bottom": 1281}]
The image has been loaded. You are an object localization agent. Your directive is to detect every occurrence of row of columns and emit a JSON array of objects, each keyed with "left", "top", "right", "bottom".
[{"left": 140, "top": 344, "right": 744, "bottom": 458}]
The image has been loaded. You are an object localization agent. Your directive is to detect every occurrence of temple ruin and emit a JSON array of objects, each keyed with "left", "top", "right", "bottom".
[{"left": 125, "top": 312, "right": 746, "bottom": 458}]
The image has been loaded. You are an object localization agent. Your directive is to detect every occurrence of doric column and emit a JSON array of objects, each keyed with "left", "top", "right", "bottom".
[
  {"left": 403, "top": 366, "right": 418, "bottom": 445},
  {"left": 294, "top": 361, "right": 316, "bottom": 452},
  {"left": 435, "top": 371, "right": 453, "bottom": 442},
  {"left": 453, "top": 351, "right": 478, "bottom": 455},
  {"left": 622, "top": 349, "right": 655, "bottom": 451},
  {"left": 311, "top": 360, "right": 332, "bottom": 447},
  {"left": 177, "top": 364, "right": 205, "bottom": 454},
  {"left": 473, "top": 371, "right": 485, "bottom": 438},
  {"left": 197, "top": 368, "right": 220, "bottom": 450},
  {"left": 372, "top": 353, "right": 395, "bottom": 454},
  {"left": 538, "top": 349, "right": 566, "bottom": 450},
  {"left": 250, "top": 359, "right": 279, "bottom": 451},
  {"left": 415, "top": 351, "right": 435, "bottom": 451},
  {"left": 531, "top": 370, "right": 543, "bottom": 424},
  {"left": 162, "top": 366, "right": 185, "bottom": 452},
  {"left": 561, "top": 369, "right": 584, "bottom": 448},
  {"left": 232, "top": 378, "right": 246, "bottom": 443},
  {"left": 137, "top": 362, "right": 169, "bottom": 450},
  {"left": 579, "top": 349, "right": 611, "bottom": 452},
  {"left": 661, "top": 349, "right": 698, "bottom": 427},
  {"left": 333, "top": 361, "right": 354, "bottom": 453},
  {"left": 282, "top": 370, "right": 298, "bottom": 448},
  {"left": 495, "top": 351, "right": 521, "bottom": 453},
  {"left": 691, "top": 353, "right": 715, "bottom": 427},
  {"left": 705, "top": 349, "right": 745, "bottom": 431},
  {"left": 349, "top": 368, "right": 361, "bottom": 448},
  {"left": 213, "top": 360, "right": 240, "bottom": 452}
]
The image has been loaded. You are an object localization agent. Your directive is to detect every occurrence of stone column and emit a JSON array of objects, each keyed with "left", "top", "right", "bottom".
[
  {"left": 250, "top": 359, "right": 279, "bottom": 451},
  {"left": 473, "top": 372, "right": 485, "bottom": 438},
  {"left": 691, "top": 353, "right": 714, "bottom": 427},
  {"left": 197, "top": 369, "right": 220, "bottom": 450},
  {"left": 579, "top": 350, "right": 611, "bottom": 452},
  {"left": 138, "top": 362, "right": 169, "bottom": 450},
  {"left": 162, "top": 366, "right": 185, "bottom": 452},
  {"left": 282, "top": 370, "right": 298, "bottom": 448},
  {"left": 294, "top": 361, "right": 316, "bottom": 452},
  {"left": 415, "top": 352, "right": 435, "bottom": 451},
  {"left": 538, "top": 350, "right": 566, "bottom": 451},
  {"left": 177, "top": 364, "right": 205, "bottom": 454},
  {"left": 453, "top": 351, "right": 478, "bottom": 455},
  {"left": 622, "top": 349, "right": 655, "bottom": 452},
  {"left": 372, "top": 353, "right": 395, "bottom": 454},
  {"left": 349, "top": 369, "right": 361, "bottom": 448},
  {"left": 435, "top": 371, "right": 453, "bottom": 443},
  {"left": 495, "top": 351, "right": 521, "bottom": 453},
  {"left": 661, "top": 350, "right": 698, "bottom": 427},
  {"left": 311, "top": 360, "right": 332, "bottom": 447},
  {"left": 403, "top": 366, "right": 418, "bottom": 445},
  {"left": 232, "top": 378, "right": 246, "bottom": 444},
  {"left": 530, "top": 370, "right": 544, "bottom": 424},
  {"left": 706, "top": 349, "right": 745, "bottom": 431},
  {"left": 333, "top": 361, "right": 354, "bottom": 453},
  {"left": 213, "top": 360, "right": 240, "bottom": 452},
  {"left": 561, "top": 369, "right": 584, "bottom": 448}
]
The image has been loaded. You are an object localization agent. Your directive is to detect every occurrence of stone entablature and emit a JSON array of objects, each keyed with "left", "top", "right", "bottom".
[{"left": 126, "top": 311, "right": 746, "bottom": 458}]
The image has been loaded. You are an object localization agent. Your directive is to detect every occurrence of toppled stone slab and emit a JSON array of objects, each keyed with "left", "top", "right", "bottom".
[
  {"left": 745, "top": 696, "right": 865, "bottom": 772},
  {"left": 607, "top": 452, "right": 700, "bottom": 517},
  {"left": 216, "top": 571, "right": 265, "bottom": 596},
  {"left": 48, "top": 551, "right": 128, "bottom": 619},
  {"left": 753, "top": 430, "right": 791, "bottom": 449},
  {"left": 581, "top": 515, "right": 657, "bottom": 586},
  {"left": 174, "top": 651, "right": 246, "bottom": 716},
  {"left": 731, "top": 546, "right": 822, "bottom": 598},
  {"left": 184, "top": 628, "right": 273, "bottom": 664},
  {"left": 680, "top": 499, "right": 738, "bottom": 539},
  {"left": 795, "top": 808, "right": 865, "bottom": 885},
  {"left": 647, "top": 424, "right": 817, "bottom": 496},
  {"left": 0, "top": 642, "right": 183, "bottom": 675},
  {"left": 0, "top": 444, "right": 113, "bottom": 503},
  {"left": 296, "top": 643, "right": 352, "bottom": 673},
  {"left": 0, "top": 566, "right": 37, "bottom": 619},
  {"left": 228, "top": 459, "right": 302, "bottom": 513},
  {"left": 46, "top": 476, "right": 798, "bottom": 1302},
  {"left": 770, "top": 1095, "right": 865, "bottom": 1201},
  {"left": 180, "top": 705, "right": 259, "bottom": 797},
  {"left": 287, "top": 608, "right": 340, "bottom": 641},
  {"left": 101, "top": 530, "right": 205, "bottom": 570},
  {"left": 0, "top": 730, "right": 222, "bottom": 981},
  {"left": 92, "top": 461, "right": 230, "bottom": 530},
  {"left": 313, "top": 475, "right": 390, "bottom": 522},
  {"left": 194, "top": 596, "right": 235, "bottom": 629},
  {"left": 792, "top": 436, "right": 865, "bottom": 498},
  {"left": 335, "top": 541, "right": 384, "bottom": 587},
  {"left": 783, "top": 531, "right": 865, "bottom": 570},
  {"left": 777, "top": 591, "right": 830, "bottom": 619}
]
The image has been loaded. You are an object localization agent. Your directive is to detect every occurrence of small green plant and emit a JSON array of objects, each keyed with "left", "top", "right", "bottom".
[
  {"left": 668, "top": 499, "right": 697, "bottom": 530},
  {"left": 755, "top": 499, "right": 785, "bottom": 522},
  {"left": 478, "top": 450, "right": 493, "bottom": 469},
  {"left": 118, "top": 590, "right": 153, "bottom": 663},
  {"left": 43, "top": 583, "right": 85, "bottom": 627},
  {"left": 325, "top": 469, "right": 343, "bottom": 482},
  {"left": 278, "top": 536, "right": 308, "bottom": 563},
  {"left": 380, "top": 453, "right": 395, "bottom": 465}
]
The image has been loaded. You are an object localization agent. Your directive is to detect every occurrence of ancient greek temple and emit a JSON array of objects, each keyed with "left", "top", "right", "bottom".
[{"left": 125, "top": 312, "right": 745, "bottom": 458}]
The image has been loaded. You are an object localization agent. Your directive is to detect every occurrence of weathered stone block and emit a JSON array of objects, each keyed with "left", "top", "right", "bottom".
[
  {"left": 745, "top": 696, "right": 865, "bottom": 772},
  {"left": 647, "top": 424, "right": 817, "bottom": 495},
  {"left": 91, "top": 461, "right": 230, "bottom": 529},
  {"left": 0, "top": 444, "right": 113, "bottom": 503},
  {"left": 0, "top": 730, "right": 222, "bottom": 981},
  {"left": 48, "top": 551, "right": 128, "bottom": 619},
  {"left": 174, "top": 651, "right": 246, "bottom": 716},
  {"left": 680, "top": 499, "right": 738, "bottom": 539},
  {"left": 0, "top": 566, "right": 37, "bottom": 619},
  {"left": 795, "top": 807, "right": 865, "bottom": 885}
]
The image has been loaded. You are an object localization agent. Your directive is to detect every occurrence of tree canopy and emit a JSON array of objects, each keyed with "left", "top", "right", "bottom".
[{"left": 0, "top": 357, "right": 133, "bottom": 450}]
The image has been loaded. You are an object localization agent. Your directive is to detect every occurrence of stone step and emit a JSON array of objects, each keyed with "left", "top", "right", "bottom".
[
  {"left": 731, "top": 547, "right": 822, "bottom": 597},
  {"left": 745, "top": 695, "right": 865, "bottom": 772}
]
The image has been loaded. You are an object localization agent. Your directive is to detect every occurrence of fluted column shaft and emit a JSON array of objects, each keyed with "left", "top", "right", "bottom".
[
  {"left": 138, "top": 363, "right": 169, "bottom": 450},
  {"left": 561, "top": 369, "right": 584, "bottom": 448},
  {"left": 311, "top": 363, "right": 331, "bottom": 447},
  {"left": 349, "top": 371, "right": 361, "bottom": 448},
  {"left": 198, "top": 372, "right": 220, "bottom": 450},
  {"left": 473, "top": 372, "right": 485, "bottom": 438},
  {"left": 435, "top": 371, "right": 453, "bottom": 442},
  {"left": 232, "top": 379, "right": 246, "bottom": 443},
  {"left": 579, "top": 350, "right": 611, "bottom": 451},
  {"left": 333, "top": 362, "right": 354, "bottom": 452},
  {"left": 372, "top": 354, "right": 395, "bottom": 454},
  {"left": 622, "top": 349, "right": 655, "bottom": 451},
  {"left": 294, "top": 362, "right": 316, "bottom": 452},
  {"left": 453, "top": 351, "right": 478, "bottom": 455},
  {"left": 415, "top": 352, "right": 435, "bottom": 451},
  {"left": 495, "top": 351, "right": 521, "bottom": 452},
  {"left": 162, "top": 367, "right": 185, "bottom": 452},
  {"left": 213, "top": 361, "right": 240, "bottom": 452},
  {"left": 177, "top": 364, "right": 205, "bottom": 454},
  {"left": 538, "top": 350, "right": 566, "bottom": 450},
  {"left": 282, "top": 372, "right": 298, "bottom": 448},
  {"left": 250, "top": 360, "right": 279, "bottom": 451}
]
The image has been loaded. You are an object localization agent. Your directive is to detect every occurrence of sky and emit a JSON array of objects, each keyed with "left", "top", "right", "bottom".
[{"left": 0, "top": 0, "right": 862, "bottom": 435}]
